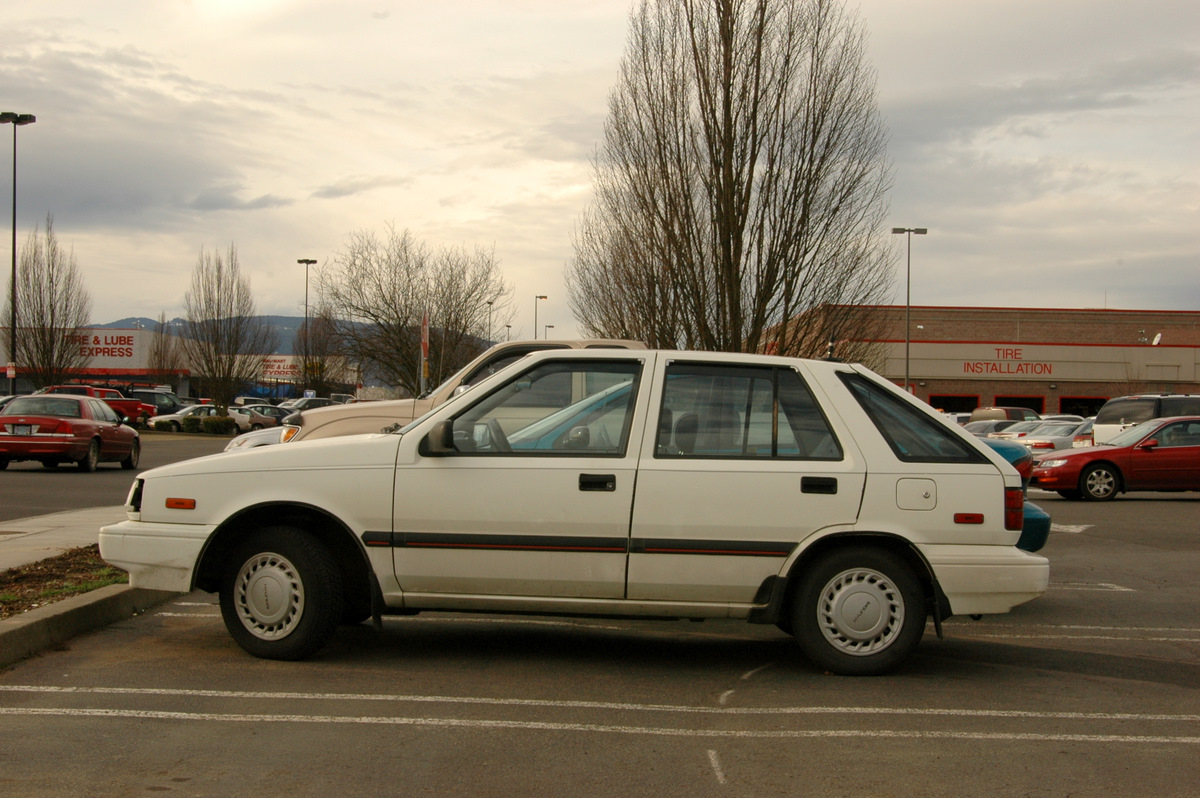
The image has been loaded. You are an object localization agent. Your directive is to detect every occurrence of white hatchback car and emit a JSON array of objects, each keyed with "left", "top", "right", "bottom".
[{"left": 100, "top": 350, "right": 1048, "bottom": 676}]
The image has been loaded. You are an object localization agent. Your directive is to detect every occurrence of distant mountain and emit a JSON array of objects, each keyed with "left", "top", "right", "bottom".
[{"left": 96, "top": 316, "right": 307, "bottom": 355}]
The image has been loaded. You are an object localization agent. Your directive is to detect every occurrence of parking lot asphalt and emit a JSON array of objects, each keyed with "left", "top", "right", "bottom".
[{"left": 0, "top": 506, "right": 178, "bottom": 668}]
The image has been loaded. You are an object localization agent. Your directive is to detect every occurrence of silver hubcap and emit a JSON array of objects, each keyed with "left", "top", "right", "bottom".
[
  {"left": 234, "top": 552, "right": 305, "bottom": 640},
  {"left": 816, "top": 567, "right": 904, "bottom": 656},
  {"left": 1086, "top": 469, "right": 1114, "bottom": 498}
]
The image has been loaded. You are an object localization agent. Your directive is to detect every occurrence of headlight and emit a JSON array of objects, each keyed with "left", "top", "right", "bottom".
[{"left": 1036, "top": 459, "right": 1068, "bottom": 468}]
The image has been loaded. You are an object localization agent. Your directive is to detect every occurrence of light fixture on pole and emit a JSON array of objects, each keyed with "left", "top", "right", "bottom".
[
  {"left": 2, "top": 111, "right": 35, "bottom": 396},
  {"left": 544, "top": 324, "right": 553, "bottom": 339},
  {"left": 534, "top": 295, "right": 547, "bottom": 339},
  {"left": 891, "top": 227, "right": 927, "bottom": 393},
  {"left": 485, "top": 299, "right": 494, "bottom": 343},
  {"left": 505, "top": 324, "right": 511, "bottom": 341},
  {"left": 297, "top": 258, "right": 317, "bottom": 388}
]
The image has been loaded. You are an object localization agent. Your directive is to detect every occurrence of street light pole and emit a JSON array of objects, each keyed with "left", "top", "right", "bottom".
[
  {"left": 2, "top": 112, "right": 35, "bottom": 396},
  {"left": 485, "top": 299, "right": 494, "bottom": 343},
  {"left": 891, "top": 227, "right": 927, "bottom": 393},
  {"left": 544, "top": 324, "right": 553, "bottom": 340},
  {"left": 534, "top": 295, "right": 547, "bottom": 340},
  {"left": 297, "top": 258, "right": 317, "bottom": 391}
]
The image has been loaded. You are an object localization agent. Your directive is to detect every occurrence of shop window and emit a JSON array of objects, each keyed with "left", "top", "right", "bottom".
[{"left": 928, "top": 395, "right": 978, "bottom": 413}]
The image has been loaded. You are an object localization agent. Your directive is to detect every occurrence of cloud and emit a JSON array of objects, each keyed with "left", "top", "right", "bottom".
[{"left": 311, "top": 175, "right": 413, "bottom": 200}]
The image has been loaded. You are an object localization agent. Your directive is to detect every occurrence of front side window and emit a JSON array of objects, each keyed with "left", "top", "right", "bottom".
[
  {"left": 841, "top": 373, "right": 987, "bottom": 464},
  {"left": 1154, "top": 420, "right": 1200, "bottom": 448},
  {"left": 655, "top": 363, "right": 841, "bottom": 460},
  {"left": 448, "top": 360, "right": 642, "bottom": 456}
]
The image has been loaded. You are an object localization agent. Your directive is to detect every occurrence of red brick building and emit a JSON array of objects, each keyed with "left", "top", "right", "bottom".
[{"left": 838, "top": 306, "right": 1200, "bottom": 416}]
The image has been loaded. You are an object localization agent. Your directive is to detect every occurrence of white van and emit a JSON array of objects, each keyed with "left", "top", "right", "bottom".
[{"left": 1092, "top": 394, "right": 1200, "bottom": 444}]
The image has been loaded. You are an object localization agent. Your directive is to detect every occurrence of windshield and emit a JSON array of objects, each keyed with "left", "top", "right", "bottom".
[{"left": 1105, "top": 421, "right": 1159, "bottom": 448}]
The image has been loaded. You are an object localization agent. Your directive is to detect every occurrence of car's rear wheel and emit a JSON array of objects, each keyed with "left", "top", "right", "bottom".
[
  {"left": 121, "top": 439, "right": 141, "bottom": 470},
  {"left": 219, "top": 527, "right": 343, "bottom": 660},
  {"left": 77, "top": 440, "right": 100, "bottom": 472},
  {"left": 792, "top": 547, "right": 925, "bottom": 676},
  {"left": 170, "top": 421, "right": 181, "bottom": 432},
  {"left": 1080, "top": 463, "right": 1119, "bottom": 501}
]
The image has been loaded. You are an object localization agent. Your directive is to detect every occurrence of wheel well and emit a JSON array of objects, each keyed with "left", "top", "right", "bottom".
[
  {"left": 756, "top": 533, "right": 945, "bottom": 629},
  {"left": 194, "top": 503, "right": 376, "bottom": 620}
]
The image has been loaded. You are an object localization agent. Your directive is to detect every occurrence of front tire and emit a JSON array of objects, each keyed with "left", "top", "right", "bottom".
[
  {"left": 219, "top": 527, "right": 343, "bottom": 660},
  {"left": 1080, "top": 463, "right": 1119, "bottom": 501},
  {"left": 792, "top": 547, "right": 926, "bottom": 676}
]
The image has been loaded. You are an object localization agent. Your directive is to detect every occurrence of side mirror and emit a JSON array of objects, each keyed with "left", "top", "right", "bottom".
[
  {"left": 1137, "top": 438, "right": 1159, "bottom": 450},
  {"left": 422, "top": 420, "right": 456, "bottom": 455},
  {"left": 564, "top": 425, "right": 591, "bottom": 449}
]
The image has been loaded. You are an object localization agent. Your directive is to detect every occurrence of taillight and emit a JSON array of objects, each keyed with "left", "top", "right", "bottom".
[
  {"left": 1072, "top": 434, "right": 1093, "bottom": 448},
  {"left": 1029, "top": 440, "right": 1054, "bottom": 449},
  {"left": 1004, "top": 487, "right": 1024, "bottom": 531}
]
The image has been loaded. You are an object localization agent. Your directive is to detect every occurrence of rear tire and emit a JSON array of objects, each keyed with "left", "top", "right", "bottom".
[
  {"left": 219, "top": 527, "right": 343, "bottom": 660},
  {"left": 792, "top": 547, "right": 926, "bottom": 676},
  {"left": 77, "top": 440, "right": 99, "bottom": 472},
  {"left": 121, "top": 439, "right": 141, "bottom": 470}
]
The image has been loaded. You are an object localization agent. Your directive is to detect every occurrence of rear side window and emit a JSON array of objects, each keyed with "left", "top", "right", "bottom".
[
  {"left": 1095, "top": 398, "right": 1155, "bottom": 425},
  {"left": 1161, "top": 397, "right": 1200, "bottom": 416},
  {"left": 840, "top": 374, "right": 987, "bottom": 464},
  {"left": 655, "top": 363, "right": 841, "bottom": 460}
]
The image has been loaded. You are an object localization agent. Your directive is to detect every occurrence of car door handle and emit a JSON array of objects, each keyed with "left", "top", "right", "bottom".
[
  {"left": 579, "top": 474, "right": 616, "bottom": 492},
  {"left": 801, "top": 476, "right": 838, "bottom": 494}
]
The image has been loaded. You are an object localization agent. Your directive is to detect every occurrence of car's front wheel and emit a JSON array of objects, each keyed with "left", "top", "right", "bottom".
[
  {"left": 219, "top": 527, "right": 343, "bottom": 660},
  {"left": 791, "top": 547, "right": 925, "bottom": 676},
  {"left": 1080, "top": 463, "right": 1119, "bottom": 501}
]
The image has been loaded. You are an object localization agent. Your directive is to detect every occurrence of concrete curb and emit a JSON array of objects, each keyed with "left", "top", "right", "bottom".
[{"left": 0, "top": 584, "right": 179, "bottom": 668}]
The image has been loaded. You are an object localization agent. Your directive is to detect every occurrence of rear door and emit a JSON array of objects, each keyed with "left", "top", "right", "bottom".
[{"left": 628, "top": 358, "right": 866, "bottom": 603}]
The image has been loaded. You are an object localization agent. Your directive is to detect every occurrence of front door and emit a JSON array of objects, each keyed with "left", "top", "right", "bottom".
[{"left": 392, "top": 355, "right": 649, "bottom": 599}]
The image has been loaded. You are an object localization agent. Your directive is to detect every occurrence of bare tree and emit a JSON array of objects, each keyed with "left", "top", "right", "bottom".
[
  {"left": 180, "top": 244, "right": 279, "bottom": 409},
  {"left": 295, "top": 300, "right": 350, "bottom": 397},
  {"left": 146, "top": 311, "right": 185, "bottom": 389},
  {"left": 320, "top": 225, "right": 513, "bottom": 397},
  {"left": 567, "top": 0, "right": 895, "bottom": 357},
  {"left": 2, "top": 215, "right": 93, "bottom": 388}
]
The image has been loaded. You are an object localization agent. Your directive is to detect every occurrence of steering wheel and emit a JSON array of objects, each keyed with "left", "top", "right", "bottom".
[{"left": 486, "top": 417, "right": 512, "bottom": 453}]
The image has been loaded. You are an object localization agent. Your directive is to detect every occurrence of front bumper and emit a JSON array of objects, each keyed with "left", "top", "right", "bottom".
[{"left": 99, "top": 519, "right": 217, "bottom": 592}]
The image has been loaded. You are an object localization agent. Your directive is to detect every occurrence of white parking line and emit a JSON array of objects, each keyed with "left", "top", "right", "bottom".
[
  {"left": 1048, "top": 582, "right": 1134, "bottom": 592},
  {"left": 1051, "top": 524, "right": 1092, "bottom": 534},
  {"left": 3, "top": 685, "right": 1198, "bottom": 722},
  {"left": 1, "top": 706, "right": 1197, "bottom": 745},
  {"left": 707, "top": 750, "right": 727, "bottom": 784}
]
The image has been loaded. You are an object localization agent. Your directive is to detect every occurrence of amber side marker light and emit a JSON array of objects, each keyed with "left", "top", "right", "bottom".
[{"left": 166, "top": 498, "right": 197, "bottom": 510}]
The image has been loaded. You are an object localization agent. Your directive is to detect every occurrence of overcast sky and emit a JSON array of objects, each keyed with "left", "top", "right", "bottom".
[{"left": 2, "top": 0, "right": 1197, "bottom": 339}]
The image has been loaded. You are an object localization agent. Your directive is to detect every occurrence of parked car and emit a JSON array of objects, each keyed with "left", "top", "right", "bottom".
[
  {"left": 981, "top": 437, "right": 1051, "bottom": 553},
  {"left": 985, "top": 420, "right": 1045, "bottom": 440},
  {"left": 1031, "top": 416, "right": 1200, "bottom": 501},
  {"left": 1092, "top": 394, "right": 1200, "bottom": 445},
  {"left": 239, "top": 404, "right": 294, "bottom": 425},
  {"left": 279, "top": 339, "right": 647, "bottom": 445},
  {"left": 151, "top": 404, "right": 224, "bottom": 431},
  {"left": 101, "top": 349, "right": 1048, "bottom": 676},
  {"left": 227, "top": 405, "right": 280, "bottom": 432},
  {"left": 40, "top": 384, "right": 152, "bottom": 424},
  {"left": 963, "top": 419, "right": 1022, "bottom": 437},
  {"left": 129, "top": 388, "right": 185, "bottom": 418},
  {"left": 0, "top": 394, "right": 140, "bottom": 471},
  {"left": 969, "top": 406, "right": 1041, "bottom": 422},
  {"left": 1018, "top": 420, "right": 1093, "bottom": 453},
  {"left": 940, "top": 411, "right": 971, "bottom": 425}
]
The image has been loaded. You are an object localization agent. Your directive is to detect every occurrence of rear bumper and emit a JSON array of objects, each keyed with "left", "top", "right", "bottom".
[{"left": 919, "top": 544, "right": 1049, "bottom": 616}]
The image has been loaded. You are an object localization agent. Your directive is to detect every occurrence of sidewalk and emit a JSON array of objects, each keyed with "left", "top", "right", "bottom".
[
  {"left": 0, "top": 505, "right": 127, "bottom": 571},
  {"left": 0, "top": 506, "right": 178, "bottom": 667}
]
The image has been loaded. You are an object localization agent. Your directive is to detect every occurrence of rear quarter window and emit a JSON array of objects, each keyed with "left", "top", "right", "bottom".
[
  {"left": 1095, "top": 398, "right": 1156, "bottom": 425},
  {"left": 1161, "top": 397, "right": 1200, "bottom": 416},
  {"left": 840, "top": 374, "right": 987, "bottom": 464}
]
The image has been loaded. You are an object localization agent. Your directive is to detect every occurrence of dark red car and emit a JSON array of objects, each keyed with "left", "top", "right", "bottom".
[
  {"left": 1031, "top": 416, "right": 1200, "bottom": 501},
  {"left": 0, "top": 394, "right": 141, "bottom": 472}
]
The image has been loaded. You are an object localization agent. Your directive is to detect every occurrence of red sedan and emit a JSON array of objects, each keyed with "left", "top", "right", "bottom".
[
  {"left": 0, "top": 394, "right": 141, "bottom": 472},
  {"left": 1031, "top": 415, "right": 1200, "bottom": 501}
]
